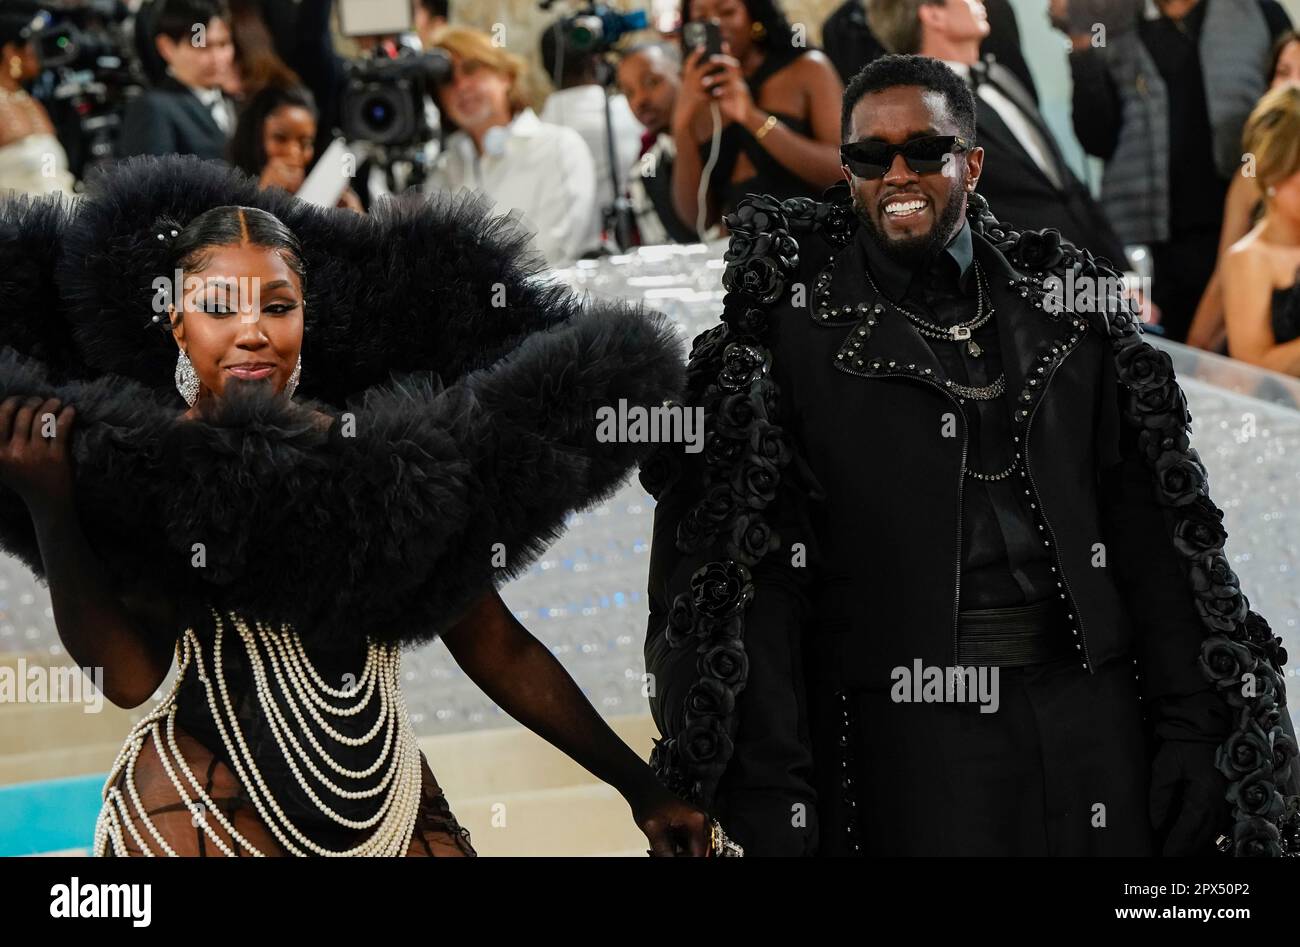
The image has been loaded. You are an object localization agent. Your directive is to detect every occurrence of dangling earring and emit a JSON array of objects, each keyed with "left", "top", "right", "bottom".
[
  {"left": 175, "top": 349, "right": 200, "bottom": 407},
  {"left": 750, "top": 21, "right": 766, "bottom": 40},
  {"left": 284, "top": 354, "right": 302, "bottom": 399},
  {"left": 8, "top": 56, "right": 22, "bottom": 80}
]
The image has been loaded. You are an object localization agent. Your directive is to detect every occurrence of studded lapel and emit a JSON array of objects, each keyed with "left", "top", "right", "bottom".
[
  {"left": 811, "top": 225, "right": 950, "bottom": 385},
  {"left": 975, "top": 231, "right": 1092, "bottom": 433}
]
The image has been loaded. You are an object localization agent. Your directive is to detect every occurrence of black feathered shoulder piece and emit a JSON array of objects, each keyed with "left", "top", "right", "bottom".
[{"left": 0, "top": 155, "right": 686, "bottom": 650}]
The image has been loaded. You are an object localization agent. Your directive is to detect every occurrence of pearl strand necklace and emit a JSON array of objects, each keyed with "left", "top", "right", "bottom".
[{"left": 92, "top": 611, "right": 422, "bottom": 856}]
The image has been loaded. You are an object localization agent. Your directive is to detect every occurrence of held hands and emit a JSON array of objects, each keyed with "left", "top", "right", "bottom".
[
  {"left": 0, "top": 396, "right": 77, "bottom": 512},
  {"left": 630, "top": 783, "right": 712, "bottom": 856}
]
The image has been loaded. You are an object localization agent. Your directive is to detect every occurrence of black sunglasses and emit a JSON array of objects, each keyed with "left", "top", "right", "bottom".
[{"left": 840, "top": 135, "right": 971, "bottom": 179}]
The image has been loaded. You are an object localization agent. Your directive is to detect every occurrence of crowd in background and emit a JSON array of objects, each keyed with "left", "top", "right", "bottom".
[{"left": 4, "top": 0, "right": 1300, "bottom": 379}]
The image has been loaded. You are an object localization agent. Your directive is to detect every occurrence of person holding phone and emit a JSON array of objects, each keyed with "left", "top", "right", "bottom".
[
  {"left": 671, "top": 0, "right": 845, "bottom": 239},
  {"left": 228, "top": 83, "right": 364, "bottom": 212}
]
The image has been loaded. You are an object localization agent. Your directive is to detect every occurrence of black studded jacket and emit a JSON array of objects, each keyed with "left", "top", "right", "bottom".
[{"left": 641, "top": 185, "right": 1300, "bottom": 857}]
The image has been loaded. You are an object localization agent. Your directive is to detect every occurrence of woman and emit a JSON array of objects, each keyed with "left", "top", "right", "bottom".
[
  {"left": 229, "top": 83, "right": 363, "bottom": 212},
  {"left": 427, "top": 27, "right": 598, "bottom": 267},
  {"left": 671, "top": 0, "right": 844, "bottom": 239},
  {"left": 0, "top": 154, "right": 711, "bottom": 857},
  {"left": 1221, "top": 84, "right": 1300, "bottom": 375},
  {"left": 1187, "top": 30, "right": 1300, "bottom": 351},
  {"left": 0, "top": 7, "right": 74, "bottom": 196}
]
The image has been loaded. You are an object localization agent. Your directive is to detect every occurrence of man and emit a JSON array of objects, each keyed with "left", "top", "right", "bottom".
[
  {"left": 642, "top": 55, "right": 1299, "bottom": 856},
  {"left": 540, "top": 19, "right": 645, "bottom": 253},
  {"left": 117, "top": 0, "right": 236, "bottom": 160},
  {"left": 822, "top": 0, "right": 1037, "bottom": 102},
  {"left": 1055, "top": 0, "right": 1291, "bottom": 342},
  {"left": 870, "top": 0, "right": 1127, "bottom": 267},
  {"left": 427, "top": 27, "right": 596, "bottom": 267},
  {"left": 616, "top": 43, "right": 696, "bottom": 245}
]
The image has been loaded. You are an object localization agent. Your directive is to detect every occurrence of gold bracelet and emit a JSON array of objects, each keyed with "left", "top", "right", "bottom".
[{"left": 753, "top": 113, "right": 779, "bottom": 140}]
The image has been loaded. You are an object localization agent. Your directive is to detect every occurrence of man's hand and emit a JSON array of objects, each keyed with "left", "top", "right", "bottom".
[{"left": 1149, "top": 740, "right": 1232, "bottom": 855}]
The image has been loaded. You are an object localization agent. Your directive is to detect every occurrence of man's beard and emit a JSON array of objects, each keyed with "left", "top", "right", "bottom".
[{"left": 852, "top": 176, "right": 966, "bottom": 269}]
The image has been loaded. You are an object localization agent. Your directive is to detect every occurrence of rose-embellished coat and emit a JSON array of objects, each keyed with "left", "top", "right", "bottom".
[{"left": 641, "top": 183, "right": 1300, "bottom": 857}]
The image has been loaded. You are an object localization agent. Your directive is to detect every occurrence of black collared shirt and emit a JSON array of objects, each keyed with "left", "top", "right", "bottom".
[{"left": 860, "top": 222, "right": 1058, "bottom": 610}]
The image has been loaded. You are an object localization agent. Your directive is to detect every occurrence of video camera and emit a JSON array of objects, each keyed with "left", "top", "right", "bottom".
[
  {"left": 547, "top": 2, "right": 648, "bottom": 57},
  {"left": 340, "top": 48, "right": 450, "bottom": 148},
  {"left": 19, "top": 0, "right": 141, "bottom": 177}
]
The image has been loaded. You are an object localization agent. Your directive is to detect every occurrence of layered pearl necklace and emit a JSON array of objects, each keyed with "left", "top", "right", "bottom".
[{"left": 92, "top": 610, "right": 422, "bottom": 857}]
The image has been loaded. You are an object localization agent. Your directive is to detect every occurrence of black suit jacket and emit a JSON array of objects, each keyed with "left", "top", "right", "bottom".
[
  {"left": 971, "top": 61, "right": 1128, "bottom": 267},
  {"left": 116, "top": 76, "right": 231, "bottom": 161},
  {"left": 822, "top": 0, "right": 1038, "bottom": 104}
]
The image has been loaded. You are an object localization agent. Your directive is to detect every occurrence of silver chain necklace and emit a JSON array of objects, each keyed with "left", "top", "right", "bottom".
[{"left": 863, "top": 259, "right": 995, "bottom": 358}]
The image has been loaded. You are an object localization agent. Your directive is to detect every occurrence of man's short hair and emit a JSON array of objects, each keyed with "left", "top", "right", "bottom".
[
  {"left": 841, "top": 54, "right": 977, "bottom": 142},
  {"left": 619, "top": 41, "right": 682, "bottom": 70},
  {"left": 540, "top": 18, "right": 599, "bottom": 86},
  {"left": 153, "top": 0, "right": 229, "bottom": 43},
  {"left": 415, "top": 0, "right": 451, "bottom": 19},
  {"left": 867, "top": 0, "right": 945, "bottom": 56}
]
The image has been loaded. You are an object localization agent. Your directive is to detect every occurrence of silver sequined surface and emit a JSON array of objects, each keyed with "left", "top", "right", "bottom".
[{"left": 1, "top": 242, "right": 1296, "bottom": 735}]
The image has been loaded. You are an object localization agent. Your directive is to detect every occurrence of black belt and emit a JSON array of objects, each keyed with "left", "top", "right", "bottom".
[{"left": 955, "top": 598, "right": 1074, "bottom": 667}]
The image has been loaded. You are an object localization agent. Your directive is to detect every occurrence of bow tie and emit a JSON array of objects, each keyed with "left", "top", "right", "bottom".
[{"left": 968, "top": 60, "right": 989, "bottom": 90}]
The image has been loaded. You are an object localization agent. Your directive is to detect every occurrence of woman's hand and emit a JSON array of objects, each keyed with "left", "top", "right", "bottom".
[
  {"left": 629, "top": 782, "right": 711, "bottom": 856},
  {"left": 259, "top": 158, "right": 306, "bottom": 194},
  {"left": 337, "top": 187, "right": 365, "bottom": 214},
  {"left": 703, "top": 47, "right": 757, "bottom": 129},
  {"left": 674, "top": 46, "right": 725, "bottom": 142},
  {"left": 0, "top": 396, "right": 76, "bottom": 512}
]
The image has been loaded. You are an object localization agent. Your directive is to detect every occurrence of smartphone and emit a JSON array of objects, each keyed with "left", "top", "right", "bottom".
[{"left": 682, "top": 19, "right": 723, "bottom": 59}]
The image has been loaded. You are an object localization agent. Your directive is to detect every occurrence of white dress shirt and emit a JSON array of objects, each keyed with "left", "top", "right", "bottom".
[
  {"left": 540, "top": 85, "right": 645, "bottom": 252},
  {"left": 942, "top": 60, "right": 1063, "bottom": 190},
  {"left": 170, "top": 69, "right": 234, "bottom": 135},
  {"left": 427, "top": 108, "right": 599, "bottom": 268}
]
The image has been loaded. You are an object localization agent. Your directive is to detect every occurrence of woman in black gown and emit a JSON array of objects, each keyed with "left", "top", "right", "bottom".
[
  {"left": 0, "top": 155, "right": 710, "bottom": 857},
  {"left": 671, "top": 0, "right": 845, "bottom": 238}
]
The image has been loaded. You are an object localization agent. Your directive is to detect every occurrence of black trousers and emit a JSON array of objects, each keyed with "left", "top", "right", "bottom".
[{"left": 821, "top": 653, "right": 1156, "bottom": 856}]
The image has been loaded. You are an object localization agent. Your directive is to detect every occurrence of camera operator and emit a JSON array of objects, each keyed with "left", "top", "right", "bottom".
[
  {"left": 616, "top": 41, "right": 697, "bottom": 244},
  {"left": 539, "top": 16, "right": 644, "bottom": 254},
  {"left": 426, "top": 26, "right": 597, "bottom": 267},
  {"left": 0, "top": 1, "right": 74, "bottom": 196},
  {"left": 117, "top": 0, "right": 236, "bottom": 160}
]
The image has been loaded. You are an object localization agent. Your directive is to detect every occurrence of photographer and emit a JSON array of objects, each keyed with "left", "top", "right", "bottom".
[
  {"left": 539, "top": 17, "right": 644, "bottom": 254},
  {"left": 671, "top": 0, "right": 844, "bottom": 238},
  {"left": 117, "top": 0, "right": 237, "bottom": 160},
  {"left": 0, "top": 2, "right": 74, "bottom": 196},
  {"left": 426, "top": 26, "right": 597, "bottom": 267}
]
